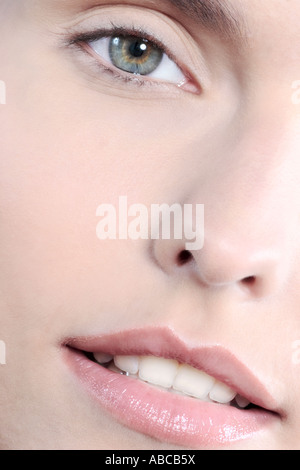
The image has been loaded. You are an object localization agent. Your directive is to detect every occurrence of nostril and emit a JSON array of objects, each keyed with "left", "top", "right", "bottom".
[
  {"left": 241, "top": 276, "right": 256, "bottom": 285},
  {"left": 177, "top": 250, "right": 193, "bottom": 266}
]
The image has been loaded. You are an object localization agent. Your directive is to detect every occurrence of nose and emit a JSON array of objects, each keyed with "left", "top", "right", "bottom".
[
  {"left": 152, "top": 226, "right": 287, "bottom": 298},
  {"left": 151, "top": 121, "right": 299, "bottom": 299}
]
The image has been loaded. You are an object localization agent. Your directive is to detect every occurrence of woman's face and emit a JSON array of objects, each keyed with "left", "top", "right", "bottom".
[{"left": 0, "top": 0, "right": 300, "bottom": 450}]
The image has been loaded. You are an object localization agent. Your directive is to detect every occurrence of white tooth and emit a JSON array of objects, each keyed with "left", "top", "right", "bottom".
[
  {"left": 235, "top": 395, "right": 251, "bottom": 409},
  {"left": 93, "top": 353, "right": 113, "bottom": 364},
  {"left": 114, "top": 355, "right": 139, "bottom": 375},
  {"left": 139, "top": 356, "right": 178, "bottom": 389},
  {"left": 108, "top": 362, "right": 125, "bottom": 374},
  {"left": 209, "top": 380, "right": 237, "bottom": 404},
  {"left": 173, "top": 364, "right": 215, "bottom": 400}
]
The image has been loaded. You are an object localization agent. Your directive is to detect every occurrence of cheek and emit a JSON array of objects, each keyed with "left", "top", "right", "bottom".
[{"left": 0, "top": 65, "right": 183, "bottom": 335}]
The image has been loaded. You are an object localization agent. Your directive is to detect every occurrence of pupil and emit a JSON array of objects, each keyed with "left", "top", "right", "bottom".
[{"left": 129, "top": 40, "right": 147, "bottom": 58}]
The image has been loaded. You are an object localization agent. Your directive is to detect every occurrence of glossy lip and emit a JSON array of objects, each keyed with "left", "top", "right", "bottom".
[{"left": 63, "top": 327, "right": 280, "bottom": 449}]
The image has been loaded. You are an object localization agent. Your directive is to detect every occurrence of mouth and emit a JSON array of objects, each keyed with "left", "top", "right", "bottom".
[{"left": 63, "top": 327, "right": 281, "bottom": 449}]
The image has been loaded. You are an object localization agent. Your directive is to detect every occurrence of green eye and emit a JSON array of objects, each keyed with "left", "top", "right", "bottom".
[
  {"left": 109, "top": 35, "right": 163, "bottom": 75},
  {"left": 88, "top": 31, "right": 186, "bottom": 85}
]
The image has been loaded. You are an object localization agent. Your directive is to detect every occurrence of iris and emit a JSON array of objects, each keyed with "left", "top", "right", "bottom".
[{"left": 109, "top": 35, "right": 163, "bottom": 75}]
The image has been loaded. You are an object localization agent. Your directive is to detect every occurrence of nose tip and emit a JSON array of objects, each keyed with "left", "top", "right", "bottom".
[
  {"left": 192, "top": 239, "right": 283, "bottom": 296},
  {"left": 152, "top": 230, "right": 285, "bottom": 298}
]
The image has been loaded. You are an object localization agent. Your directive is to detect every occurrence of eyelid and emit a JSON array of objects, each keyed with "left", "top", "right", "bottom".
[
  {"left": 70, "top": 26, "right": 197, "bottom": 92},
  {"left": 63, "top": 5, "right": 208, "bottom": 93}
]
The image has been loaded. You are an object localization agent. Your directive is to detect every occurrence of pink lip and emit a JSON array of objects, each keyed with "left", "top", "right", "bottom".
[{"left": 64, "top": 327, "right": 280, "bottom": 449}]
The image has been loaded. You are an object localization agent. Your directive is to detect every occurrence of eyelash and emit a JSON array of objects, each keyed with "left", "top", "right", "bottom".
[{"left": 69, "top": 24, "right": 190, "bottom": 89}]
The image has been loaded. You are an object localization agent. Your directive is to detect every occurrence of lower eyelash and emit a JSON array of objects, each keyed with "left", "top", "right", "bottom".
[
  {"left": 76, "top": 39, "right": 178, "bottom": 91},
  {"left": 68, "top": 24, "right": 186, "bottom": 89},
  {"left": 92, "top": 58, "right": 152, "bottom": 87}
]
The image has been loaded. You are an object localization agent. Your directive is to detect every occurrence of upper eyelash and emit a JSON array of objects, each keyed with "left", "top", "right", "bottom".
[
  {"left": 69, "top": 23, "right": 171, "bottom": 58},
  {"left": 68, "top": 24, "right": 184, "bottom": 82}
]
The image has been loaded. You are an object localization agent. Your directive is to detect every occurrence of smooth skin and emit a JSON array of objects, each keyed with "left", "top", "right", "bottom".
[{"left": 0, "top": 0, "right": 300, "bottom": 449}]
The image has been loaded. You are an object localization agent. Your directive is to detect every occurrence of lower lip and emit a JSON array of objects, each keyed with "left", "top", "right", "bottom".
[{"left": 65, "top": 348, "right": 275, "bottom": 449}]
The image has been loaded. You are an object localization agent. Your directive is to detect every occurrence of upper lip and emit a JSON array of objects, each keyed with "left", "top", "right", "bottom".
[{"left": 65, "top": 326, "right": 281, "bottom": 415}]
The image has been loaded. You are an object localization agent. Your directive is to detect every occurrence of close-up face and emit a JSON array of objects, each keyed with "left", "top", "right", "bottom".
[{"left": 1, "top": 0, "right": 300, "bottom": 450}]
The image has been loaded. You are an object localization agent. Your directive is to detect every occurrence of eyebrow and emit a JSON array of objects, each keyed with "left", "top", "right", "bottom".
[
  {"left": 166, "top": 0, "right": 245, "bottom": 40},
  {"left": 59, "top": 0, "right": 246, "bottom": 42}
]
